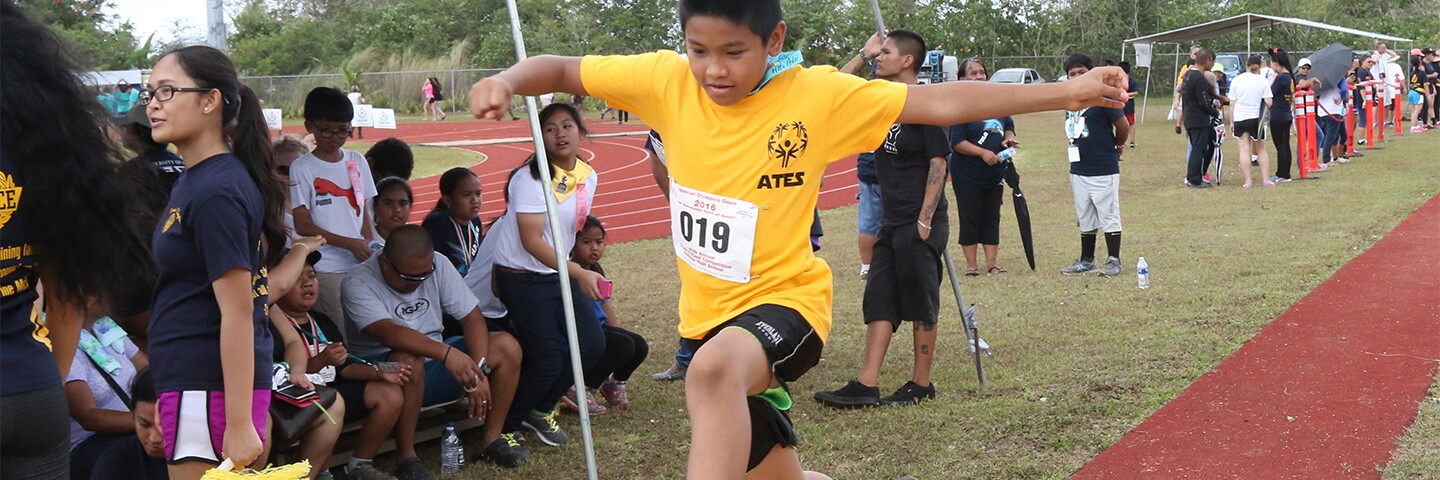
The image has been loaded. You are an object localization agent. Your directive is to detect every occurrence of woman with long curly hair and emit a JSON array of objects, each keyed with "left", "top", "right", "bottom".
[{"left": 0, "top": 2, "right": 151, "bottom": 476}]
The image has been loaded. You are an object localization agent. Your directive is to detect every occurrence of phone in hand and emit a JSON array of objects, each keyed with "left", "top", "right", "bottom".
[{"left": 597, "top": 278, "right": 613, "bottom": 299}]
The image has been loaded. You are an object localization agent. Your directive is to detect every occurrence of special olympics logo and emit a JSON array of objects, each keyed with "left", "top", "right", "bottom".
[{"left": 767, "top": 121, "right": 808, "bottom": 168}]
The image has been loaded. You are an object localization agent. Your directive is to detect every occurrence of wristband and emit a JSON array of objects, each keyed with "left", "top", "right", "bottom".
[
  {"left": 443, "top": 345, "right": 453, "bottom": 363},
  {"left": 917, "top": 220, "right": 931, "bottom": 230}
]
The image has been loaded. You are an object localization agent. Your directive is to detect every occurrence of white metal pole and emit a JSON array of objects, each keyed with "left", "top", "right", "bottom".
[{"left": 501, "top": 1, "right": 599, "bottom": 479}]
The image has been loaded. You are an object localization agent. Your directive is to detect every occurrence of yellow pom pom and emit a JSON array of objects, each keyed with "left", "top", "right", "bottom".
[{"left": 201, "top": 459, "right": 311, "bottom": 479}]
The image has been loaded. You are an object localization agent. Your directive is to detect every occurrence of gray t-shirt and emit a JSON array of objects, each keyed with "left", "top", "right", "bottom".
[{"left": 342, "top": 252, "right": 480, "bottom": 359}]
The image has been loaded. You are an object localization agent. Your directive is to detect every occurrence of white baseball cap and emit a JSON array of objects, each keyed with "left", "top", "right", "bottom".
[{"left": 1298, "top": 58, "right": 1312, "bottom": 68}]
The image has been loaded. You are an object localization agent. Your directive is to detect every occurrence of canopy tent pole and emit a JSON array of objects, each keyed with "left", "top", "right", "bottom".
[
  {"left": 500, "top": 0, "right": 600, "bottom": 479},
  {"left": 1246, "top": 15, "right": 1252, "bottom": 57}
]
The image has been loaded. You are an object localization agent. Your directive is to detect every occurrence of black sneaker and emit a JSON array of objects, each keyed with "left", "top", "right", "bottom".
[
  {"left": 879, "top": 381, "right": 937, "bottom": 406},
  {"left": 520, "top": 410, "right": 569, "bottom": 446},
  {"left": 393, "top": 457, "right": 435, "bottom": 480},
  {"left": 476, "top": 432, "right": 530, "bottom": 468},
  {"left": 813, "top": 380, "right": 881, "bottom": 408}
]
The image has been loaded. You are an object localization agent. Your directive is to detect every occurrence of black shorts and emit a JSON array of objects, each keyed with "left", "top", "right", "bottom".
[
  {"left": 954, "top": 184, "right": 1003, "bottom": 246},
  {"left": 331, "top": 379, "right": 372, "bottom": 424},
  {"left": 682, "top": 304, "right": 823, "bottom": 471},
  {"left": 864, "top": 223, "right": 945, "bottom": 332},
  {"left": 1234, "top": 118, "right": 1263, "bottom": 140}
]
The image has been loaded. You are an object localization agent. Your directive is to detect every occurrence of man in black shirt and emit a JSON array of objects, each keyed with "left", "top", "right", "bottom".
[
  {"left": 90, "top": 369, "right": 169, "bottom": 480},
  {"left": 815, "top": 30, "right": 951, "bottom": 408},
  {"left": 1180, "top": 48, "right": 1221, "bottom": 188}
]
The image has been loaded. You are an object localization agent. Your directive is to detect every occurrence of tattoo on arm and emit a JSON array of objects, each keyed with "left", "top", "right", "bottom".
[
  {"left": 920, "top": 344, "right": 930, "bottom": 355},
  {"left": 919, "top": 157, "right": 946, "bottom": 223}
]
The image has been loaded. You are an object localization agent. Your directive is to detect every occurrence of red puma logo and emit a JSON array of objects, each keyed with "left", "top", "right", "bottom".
[{"left": 314, "top": 178, "right": 359, "bottom": 216}]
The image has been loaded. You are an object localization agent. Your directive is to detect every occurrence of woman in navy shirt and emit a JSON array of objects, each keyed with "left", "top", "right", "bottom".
[
  {"left": 144, "top": 46, "right": 288, "bottom": 477},
  {"left": 948, "top": 58, "right": 1018, "bottom": 275},
  {"left": 1, "top": 5, "right": 151, "bottom": 476}
]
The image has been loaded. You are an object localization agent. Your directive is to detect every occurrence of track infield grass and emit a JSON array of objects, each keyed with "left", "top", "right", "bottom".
[{"left": 384, "top": 102, "right": 1438, "bottom": 479}]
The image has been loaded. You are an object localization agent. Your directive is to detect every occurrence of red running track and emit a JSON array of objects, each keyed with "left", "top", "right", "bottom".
[
  {"left": 285, "top": 119, "right": 861, "bottom": 244},
  {"left": 1073, "top": 194, "right": 1440, "bottom": 479}
]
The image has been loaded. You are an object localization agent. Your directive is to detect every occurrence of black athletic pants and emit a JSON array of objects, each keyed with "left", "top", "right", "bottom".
[{"left": 1271, "top": 119, "right": 1293, "bottom": 179}]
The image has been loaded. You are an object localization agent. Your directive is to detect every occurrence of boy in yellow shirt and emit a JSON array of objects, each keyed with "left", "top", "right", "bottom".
[{"left": 469, "top": 2, "right": 1129, "bottom": 478}]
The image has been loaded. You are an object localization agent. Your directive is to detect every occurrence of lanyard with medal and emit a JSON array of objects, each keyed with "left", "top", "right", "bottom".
[{"left": 1064, "top": 108, "right": 1089, "bottom": 163}]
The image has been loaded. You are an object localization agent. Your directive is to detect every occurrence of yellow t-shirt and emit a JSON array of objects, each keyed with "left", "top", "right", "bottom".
[{"left": 581, "top": 51, "right": 907, "bottom": 342}]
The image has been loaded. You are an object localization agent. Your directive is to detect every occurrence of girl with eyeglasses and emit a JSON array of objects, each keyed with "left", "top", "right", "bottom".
[
  {"left": 476, "top": 103, "right": 605, "bottom": 448},
  {"left": 142, "top": 45, "right": 288, "bottom": 478},
  {"left": 0, "top": 4, "right": 152, "bottom": 476}
]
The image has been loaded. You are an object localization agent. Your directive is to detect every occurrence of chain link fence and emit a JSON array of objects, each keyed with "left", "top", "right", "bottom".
[{"left": 241, "top": 68, "right": 505, "bottom": 117}]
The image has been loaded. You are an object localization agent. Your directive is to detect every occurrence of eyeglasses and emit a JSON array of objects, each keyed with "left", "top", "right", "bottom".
[
  {"left": 138, "top": 85, "right": 214, "bottom": 106},
  {"left": 396, "top": 267, "right": 434, "bottom": 283},
  {"left": 314, "top": 127, "right": 353, "bottom": 139},
  {"left": 384, "top": 256, "right": 435, "bottom": 283}
]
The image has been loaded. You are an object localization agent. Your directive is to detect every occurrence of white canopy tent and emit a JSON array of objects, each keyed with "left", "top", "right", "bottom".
[{"left": 1121, "top": 14, "right": 1414, "bottom": 123}]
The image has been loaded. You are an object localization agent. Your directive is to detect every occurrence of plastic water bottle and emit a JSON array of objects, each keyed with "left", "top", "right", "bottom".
[
  {"left": 440, "top": 422, "right": 463, "bottom": 477},
  {"left": 998, "top": 147, "right": 1016, "bottom": 161},
  {"left": 1136, "top": 257, "right": 1149, "bottom": 289}
]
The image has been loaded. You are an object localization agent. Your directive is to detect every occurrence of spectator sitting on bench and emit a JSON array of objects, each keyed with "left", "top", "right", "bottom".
[
  {"left": 90, "top": 368, "right": 167, "bottom": 480},
  {"left": 270, "top": 250, "right": 405, "bottom": 480},
  {"left": 342, "top": 226, "right": 528, "bottom": 475}
]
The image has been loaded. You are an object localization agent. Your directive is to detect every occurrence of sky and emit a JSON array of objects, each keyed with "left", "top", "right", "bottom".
[{"left": 106, "top": 0, "right": 211, "bottom": 45}]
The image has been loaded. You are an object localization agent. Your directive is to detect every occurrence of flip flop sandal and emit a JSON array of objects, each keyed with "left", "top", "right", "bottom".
[
  {"left": 965, "top": 268, "right": 981, "bottom": 277},
  {"left": 988, "top": 266, "right": 1007, "bottom": 274}
]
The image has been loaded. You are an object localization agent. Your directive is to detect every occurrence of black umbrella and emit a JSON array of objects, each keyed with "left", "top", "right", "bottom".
[
  {"left": 1307, "top": 43, "right": 1354, "bottom": 97},
  {"left": 1002, "top": 160, "right": 1036, "bottom": 271}
]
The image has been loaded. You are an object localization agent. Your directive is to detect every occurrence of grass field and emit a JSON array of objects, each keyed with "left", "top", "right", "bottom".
[
  {"left": 331, "top": 139, "right": 486, "bottom": 179},
  {"left": 378, "top": 101, "right": 1438, "bottom": 479}
]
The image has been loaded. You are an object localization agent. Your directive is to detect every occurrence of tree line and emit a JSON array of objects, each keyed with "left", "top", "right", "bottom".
[{"left": 25, "top": 0, "right": 1440, "bottom": 80}]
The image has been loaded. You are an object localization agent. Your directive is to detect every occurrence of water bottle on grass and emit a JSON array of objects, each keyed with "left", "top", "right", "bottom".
[
  {"left": 441, "top": 422, "right": 463, "bottom": 477},
  {"left": 1137, "top": 257, "right": 1149, "bottom": 289}
]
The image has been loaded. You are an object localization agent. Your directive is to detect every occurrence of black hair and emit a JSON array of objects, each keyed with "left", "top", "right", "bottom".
[
  {"left": 164, "top": 45, "right": 287, "bottom": 266},
  {"left": 1103, "top": 59, "right": 1116, "bottom": 66},
  {"left": 886, "top": 29, "right": 927, "bottom": 75},
  {"left": 678, "top": 0, "right": 783, "bottom": 45},
  {"left": 122, "top": 122, "right": 165, "bottom": 154},
  {"left": 116, "top": 157, "right": 172, "bottom": 238},
  {"left": 303, "top": 86, "right": 354, "bottom": 123},
  {"left": 375, "top": 176, "right": 413, "bottom": 203},
  {"left": 957, "top": 57, "right": 985, "bottom": 79},
  {"left": 1118, "top": 61, "right": 1132, "bottom": 75},
  {"left": 431, "top": 167, "right": 479, "bottom": 214},
  {"left": 1412, "top": 55, "right": 1422, "bottom": 68},
  {"left": 382, "top": 225, "right": 434, "bottom": 260},
  {"left": 571, "top": 215, "right": 607, "bottom": 274},
  {"left": 1063, "top": 53, "right": 1094, "bottom": 73},
  {"left": 366, "top": 138, "right": 414, "bottom": 180},
  {"left": 1193, "top": 48, "right": 1215, "bottom": 64},
  {"left": 129, "top": 367, "right": 157, "bottom": 409},
  {"left": 428, "top": 77, "right": 443, "bottom": 96},
  {"left": 583, "top": 215, "right": 605, "bottom": 237},
  {"left": 506, "top": 103, "right": 589, "bottom": 200},
  {"left": 1247, "top": 55, "right": 1263, "bottom": 67},
  {"left": 0, "top": 2, "right": 151, "bottom": 306},
  {"left": 1268, "top": 47, "right": 1292, "bottom": 71}
]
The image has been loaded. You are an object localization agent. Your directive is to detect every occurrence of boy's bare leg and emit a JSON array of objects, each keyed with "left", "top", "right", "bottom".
[
  {"left": 747, "top": 444, "right": 832, "bottom": 480},
  {"left": 856, "top": 321, "right": 895, "bottom": 387},
  {"left": 686, "top": 328, "right": 784, "bottom": 480},
  {"left": 481, "top": 331, "right": 522, "bottom": 446},
  {"left": 911, "top": 322, "right": 938, "bottom": 387},
  {"left": 390, "top": 351, "right": 426, "bottom": 460}
]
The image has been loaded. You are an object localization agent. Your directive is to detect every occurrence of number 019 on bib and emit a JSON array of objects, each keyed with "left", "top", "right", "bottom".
[{"left": 670, "top": 182, "right": 758, "bottom": 284}]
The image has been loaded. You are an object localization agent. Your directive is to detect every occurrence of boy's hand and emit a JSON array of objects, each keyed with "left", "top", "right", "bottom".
[
  {"left": 319, "top": 342, "right": 348, "bottom": 367},
  {"left": 862, "top": 31, "right": 885, "bottom": 60},
  {"left": 1065, "top": 66, "right": 1133, "bottom": 111},
  {"left": 345, "top": 238, "right": 372, "bottom": 262},
  {"left": 469, "top": 77, "right": 515, "bottom": 120}
]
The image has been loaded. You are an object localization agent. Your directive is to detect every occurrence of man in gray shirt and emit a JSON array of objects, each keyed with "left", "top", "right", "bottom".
[{"left": 343, "top": 226, "right": 528, "bottom": 472}]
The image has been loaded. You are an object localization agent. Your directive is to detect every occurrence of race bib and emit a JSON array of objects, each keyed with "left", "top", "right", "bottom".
[{"left": 670, "top": 182, "right": 758, "bottom": 284}]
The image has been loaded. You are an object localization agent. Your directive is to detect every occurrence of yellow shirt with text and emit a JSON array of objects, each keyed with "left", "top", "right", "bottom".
[{"left": 581, "top": 51, "right": 907, "bottom": 342}]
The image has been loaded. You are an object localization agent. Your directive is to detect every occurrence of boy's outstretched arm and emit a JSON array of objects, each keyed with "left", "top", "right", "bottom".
[
  {"left": 469, "top": 55, "right": 587, "bottom": 119},
  {"left": 898, "top": 66, "right": 1132, "bottom": 126}
]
